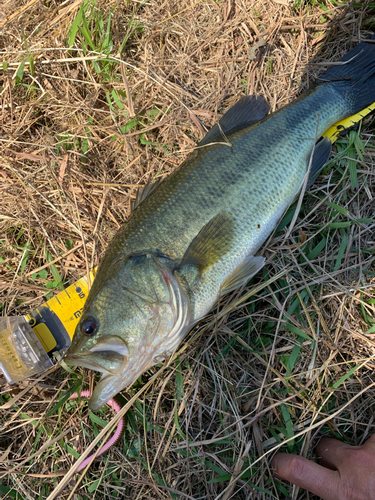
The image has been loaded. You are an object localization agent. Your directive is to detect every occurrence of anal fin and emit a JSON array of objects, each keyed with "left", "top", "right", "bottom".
[{"left": 306, "top": 136, "right": 332, "bottom": 190}]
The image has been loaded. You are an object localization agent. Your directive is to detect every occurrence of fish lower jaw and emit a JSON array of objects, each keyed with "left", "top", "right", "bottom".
[
  {"left": 88, "top": 340, "right": 185, "bottom": 410},
  {"left": 87, "top": 354, "right": 155, "bottom": 410},
  {"left": 64, "top": 352, "right": 127, "bottom": 376}
]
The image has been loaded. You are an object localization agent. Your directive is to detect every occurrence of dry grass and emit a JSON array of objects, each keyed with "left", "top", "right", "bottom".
[{"left": 0, "top": 0, "right": 375, "bottom": 498}]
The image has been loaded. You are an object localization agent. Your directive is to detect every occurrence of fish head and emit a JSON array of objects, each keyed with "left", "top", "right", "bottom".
[{"left": 65, "top": 252, "right": 191, "bottom": 410}]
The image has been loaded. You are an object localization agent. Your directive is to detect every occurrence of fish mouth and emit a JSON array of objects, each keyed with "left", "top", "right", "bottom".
[
  {"left": 65, "top": 336, "right": 129, "bottom": 375},
  {"left": 85, "top": 346, "right": 160, "bottom": 410},
  {"left": 65, "top": 339, "right": 167, "bottom": 411},
  {"left": 65, "top": 351, "right": 125, "bottom": 374},
  {"left": 65, "top": 334, "right": 145, "bottom": 410}
]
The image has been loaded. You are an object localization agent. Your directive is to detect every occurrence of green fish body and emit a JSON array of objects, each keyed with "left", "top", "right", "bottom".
[{"left": 66, "top": 37, "right": 375, "bottom": 410}]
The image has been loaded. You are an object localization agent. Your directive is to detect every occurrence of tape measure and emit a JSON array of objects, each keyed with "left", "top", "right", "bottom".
[
  {"left": 0, "top": 102, "right": 374, "bottom": 385},
  {"left": 0, "top": 270, "right": 96, "bottom": 384},
  {"left": 323, "top": 101, "right": 375, "bottom": 142},
  {"left": 26, "top": 269, "right": 97, "bottom": 353}
]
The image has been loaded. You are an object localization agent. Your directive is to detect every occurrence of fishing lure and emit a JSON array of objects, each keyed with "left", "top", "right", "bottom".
[{"left": 68, "top": 390, "right": 124, "bottom": 472}]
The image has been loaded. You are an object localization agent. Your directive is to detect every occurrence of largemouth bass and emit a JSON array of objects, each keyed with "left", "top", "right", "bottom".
[{"left": 66, "top": 37, "right": 375, "bottom": 410}]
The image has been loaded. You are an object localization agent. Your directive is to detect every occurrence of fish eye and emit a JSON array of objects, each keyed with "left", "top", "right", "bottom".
[{"left": 81, "top": 318, "right": 97, "bottom": 336}]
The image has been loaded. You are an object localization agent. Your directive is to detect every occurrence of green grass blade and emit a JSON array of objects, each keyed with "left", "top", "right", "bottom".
[
  {"left": 111, "top": 89, "right": 124, "bottom": 110},
  {"left": 348, "top": 131, "right": 358, "bottom": 189},
  {"left": 334, "top": 231, "right": 348, "bottom": 271},
  {"left": 287, "top": 343, "right": 301, "bottom": 373},
  {"left": 327, "top": 221, "right": 352, "bottom": 229},
  {"left": 46, "top": 380, "right": 82, "bottom": 417},
  {"left": 45, "top": 249, "right": 64, "bottom": 291},
  {"left": 306, "top": 237, "right": 326, "bottom": 260},
  {"left": 286, "top": 323, "right": 313, "bottom": 341},
  {"left": 15, "top": 61, "right": 25, "bottom": 84},
  {"left": 325, "top": 201, "right": 349, "bottom": 216},
  {"left": 332, "top": 364, "right": 361, "bottom": 388},
  {"left": 68, "top": 6, "right": 83, "bottom": 47},
  {"left": 280, "top": 404, "right": 295, "bottom": 452}
]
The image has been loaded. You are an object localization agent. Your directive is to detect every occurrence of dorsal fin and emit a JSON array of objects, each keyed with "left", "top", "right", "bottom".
[
  {"left": 180, "top": 213, "right": 234, "bottom": 273},
  {"left": 131, "top": 177, "right": 164, "bottom": 211},
  {"left": 199, "top": 95, "right": 269, "bottom": 146}
]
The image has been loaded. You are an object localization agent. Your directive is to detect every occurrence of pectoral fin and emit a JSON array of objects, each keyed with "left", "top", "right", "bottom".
[
  {"left": 199, "top": 95, "right": 269, "bottom": 146},
  {"left": 221, "top": 255, "right": 265, "bottom": 294},
  {"left": 180, "top": 213, "right": 234, "bottom": 273}
]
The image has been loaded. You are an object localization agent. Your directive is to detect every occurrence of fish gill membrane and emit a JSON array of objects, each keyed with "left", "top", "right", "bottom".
[{"left": 65, "top": 36, "right": 375, "bottom": 411}]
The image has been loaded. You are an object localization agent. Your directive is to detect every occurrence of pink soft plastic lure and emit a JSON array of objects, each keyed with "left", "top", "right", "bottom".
[{"left": 68, "top": 390, "right": 124, "bottom": 472}]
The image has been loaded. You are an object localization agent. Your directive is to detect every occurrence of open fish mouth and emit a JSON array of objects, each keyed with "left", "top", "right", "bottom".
[
  {"left": 65, "top": 341, "right": 177, "bottom": 410},
  {"left": 65, "top": 335, "right": 159, "bottom": 410},
  {"left": 65, "top": 335, "right": 129, "bottom": 376},
  {"left": 65, "top": 351, "right": 126, "bottom": 375}
]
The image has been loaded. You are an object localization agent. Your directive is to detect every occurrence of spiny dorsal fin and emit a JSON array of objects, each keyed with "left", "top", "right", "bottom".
[
  {"left": 221, "top": 255, "right": 265, "bottom": 294},
  {"left": 131, "top": 177, "right": 165, "bottom": 211},
  {"left": 199, "top": 95, "right": 269, "bottom": 146},
  {"left": 306, "top": 136, "right": 332, "bottom": 190},
  {"left": 180, "top": 213, "right": 234, "bottom": 273}
]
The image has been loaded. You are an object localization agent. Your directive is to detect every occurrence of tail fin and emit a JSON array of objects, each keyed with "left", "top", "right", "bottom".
[{"left": 318, "top": 35, "right": 375, "bottom": 115}]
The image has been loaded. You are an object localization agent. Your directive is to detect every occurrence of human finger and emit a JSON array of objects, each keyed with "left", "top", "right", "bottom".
[
  {"left": 316, "top": 437, "right": 353, "bottom": 470},
  {"left": 362, "top": 434, "right": 375, "bottom": 450},
  {"left": 271, "top": 452, "right": 340, "bottom": 500}
]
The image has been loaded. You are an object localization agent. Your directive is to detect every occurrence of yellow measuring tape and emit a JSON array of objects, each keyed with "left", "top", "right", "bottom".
[
  {"left": 1, "top": 101, "right": 373, "bottom": 384},
  {"left": 26, "top": 270, "right": 97, "bottom": 352},
  {"left": 323, "top": 101, "right": 375, "bottom": 141}
]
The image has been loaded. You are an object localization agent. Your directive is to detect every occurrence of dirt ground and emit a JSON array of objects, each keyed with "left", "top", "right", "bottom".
[{"left": 0, "top": 0, "right": 375, "bottom": 499}]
